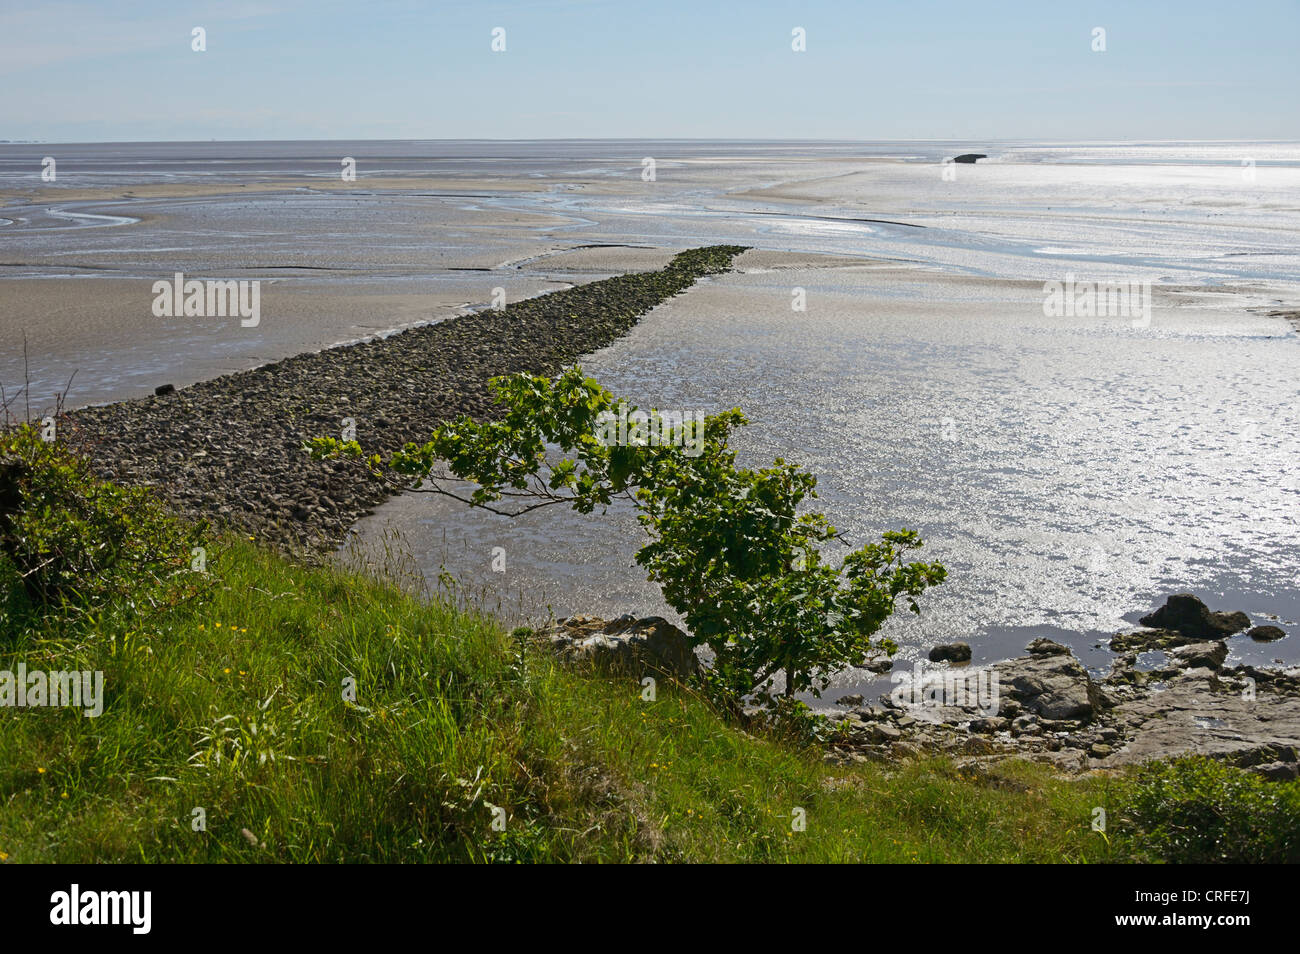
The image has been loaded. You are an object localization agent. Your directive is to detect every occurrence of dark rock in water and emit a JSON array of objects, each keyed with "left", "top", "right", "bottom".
[
  {"left": 154, "top": 384, "right": 176, "bottom": 396},
  {"left": 865, "top": 658, "right": 894, "bottom": 674},
  {"left": 1247, "top": 625, "right": 1287, "bottom": 642},
  {"left": 929, "top": 642, "right": 972, "bottom": 663},
  {"left": 1139, "top": 593, "right": 1250, "bottom": 638},
  {"left": 952, "top": 154, "right": 986, "bottom": 164},
  {"left": 836, "top": 694, "right": 865, "bottom": 706},
  {"left": 1027, "top": 637, "right": 1071, "bottom": 656}
]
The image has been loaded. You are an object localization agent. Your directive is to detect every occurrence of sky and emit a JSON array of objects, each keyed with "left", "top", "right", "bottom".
[{"left": 1, "top": 0, "right": 1297, "bottom": 142}]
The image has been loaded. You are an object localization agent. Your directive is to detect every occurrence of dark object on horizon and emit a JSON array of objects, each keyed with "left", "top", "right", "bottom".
[
  {"left": 154, "top": 384, "right": 175, "bottom": 396},
  {"left": 1247, "top": 625, "right": 1287, "bottom": 642},
  {"left": 1139, "top": 593, "right": 1250, "bottom": 638},
  {"left": 929, "top": 642, "right": 972, "bottom": 663},
  {"left": 952, "top": 153, "right": 987, "bottom": 164}
]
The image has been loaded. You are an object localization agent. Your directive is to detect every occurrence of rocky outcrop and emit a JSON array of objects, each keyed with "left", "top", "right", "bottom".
[
  {"left": 1026, "top": 637, "right": 1072, "bottom": 656},
  {"left": 928, "top": 642, "right": 971, "bottom": 663},
  {"left": 1111, "top": 594, "right": 1253, "bottom": 652},
  {"left": 1101, "top": 666, "right": 1300, "bottom": 774},
  {"left": 1168, "top": 640, "right": 1228, "bottom": 670},
  {"left": 1247, "top": 625, "right": 1287, "bottom": 642},
  {"left": 823, "top": 631, "right": 1300, "bottom": 780},
  {"left": 952, "top": 154, "right": 986, "bottom": 164},
  {"left": 1137, "top": 593, "right": 1250, "bottom": 638},
  {"left": 992, "top": 652, "right": 1106, "bottom": 721},
  {"left": 533, "top": 614, "right": 701, "bottom": 679}
]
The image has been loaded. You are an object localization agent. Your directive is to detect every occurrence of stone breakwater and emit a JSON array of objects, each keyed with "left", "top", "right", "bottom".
[{"left": 64, "top": 246, "right": 749, "bottom": 550}]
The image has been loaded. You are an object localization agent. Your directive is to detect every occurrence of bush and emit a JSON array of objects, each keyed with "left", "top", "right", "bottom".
[
  {"left": 0, "top": 423, "right": 208, "bottom": 627},
  {"left": 1116, "top": 756, "right": 1300, "bottom": 863},
  {"left": 310, "top": 368, "right": 945, "bottom": 701}
]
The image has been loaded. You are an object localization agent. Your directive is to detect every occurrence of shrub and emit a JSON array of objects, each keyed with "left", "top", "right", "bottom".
[
  {"left": 0, "top": 423, "right": 208, "bottom": 627},
  {"left": 1116, "top": 756, "right": 1300, "bottom": 863}
]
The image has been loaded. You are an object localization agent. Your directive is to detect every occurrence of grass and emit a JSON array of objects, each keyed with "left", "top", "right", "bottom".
[{"left": 0, "top": 534, "right": 1132, "bottom": 863}]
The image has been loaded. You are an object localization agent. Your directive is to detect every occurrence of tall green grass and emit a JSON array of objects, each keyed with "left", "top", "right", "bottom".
[{"left": 1, "top": 536, "right": 1130, "bottom": 863}]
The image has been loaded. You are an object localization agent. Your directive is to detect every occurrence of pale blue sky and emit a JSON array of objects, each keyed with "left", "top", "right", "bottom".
[{"left": 1, "top": 0, "right": 1296, "bottom": 142}]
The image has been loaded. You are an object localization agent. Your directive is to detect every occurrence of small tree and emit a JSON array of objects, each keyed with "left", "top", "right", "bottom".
[{"left": 309, "top": 368, "right": 945, "bottom": 699}]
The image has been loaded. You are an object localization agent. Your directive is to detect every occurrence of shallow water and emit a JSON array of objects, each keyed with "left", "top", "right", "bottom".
[{"left": 354, "top": 263, "right": 1300, "bottom": 698}]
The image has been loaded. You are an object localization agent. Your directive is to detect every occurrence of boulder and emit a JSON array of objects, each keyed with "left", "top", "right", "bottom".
[
  {"left": 1027, "top": 637, "right": 1071, "bottom": 656},
  {"left": 533, "top": 614, "right": 700, "bottom": 679},
  {"left": 1011, "top": 715, "right": 1043, "bottom": 736},
  {"left": 929, "top": 642, "right": 972, "bottom": 663},
  {"left": 867, "top": 723, "right": 903, "bottom": 744},
  {"left": 993, "top": 652, "right": 1103, "bottom": 721},
  {"left": 952, "top": 154, "right": 986, "bottom": 164},
  {"left": 1247, "top": 625, "right": 1286, "bottom": 642},
  {"left": 851, "top": 705, "right": 891, "bottom": 722},
  {"left": 1251, "top": 761, "right": 1300, "bottom": 781},
  {"left": 1138, "top": 593, "right": 1250, "bottom": 638},
  {"left": 1169, "top": 640, "right": 1228, "bottom": 671}
]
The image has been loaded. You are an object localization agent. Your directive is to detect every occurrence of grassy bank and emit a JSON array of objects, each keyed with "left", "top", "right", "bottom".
[
  {"left": 3, "top": 530, "right": 1133, "bottom": 863},
  {"left": 5, "top": 395, "right": 1297, "bottom": 864}
]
